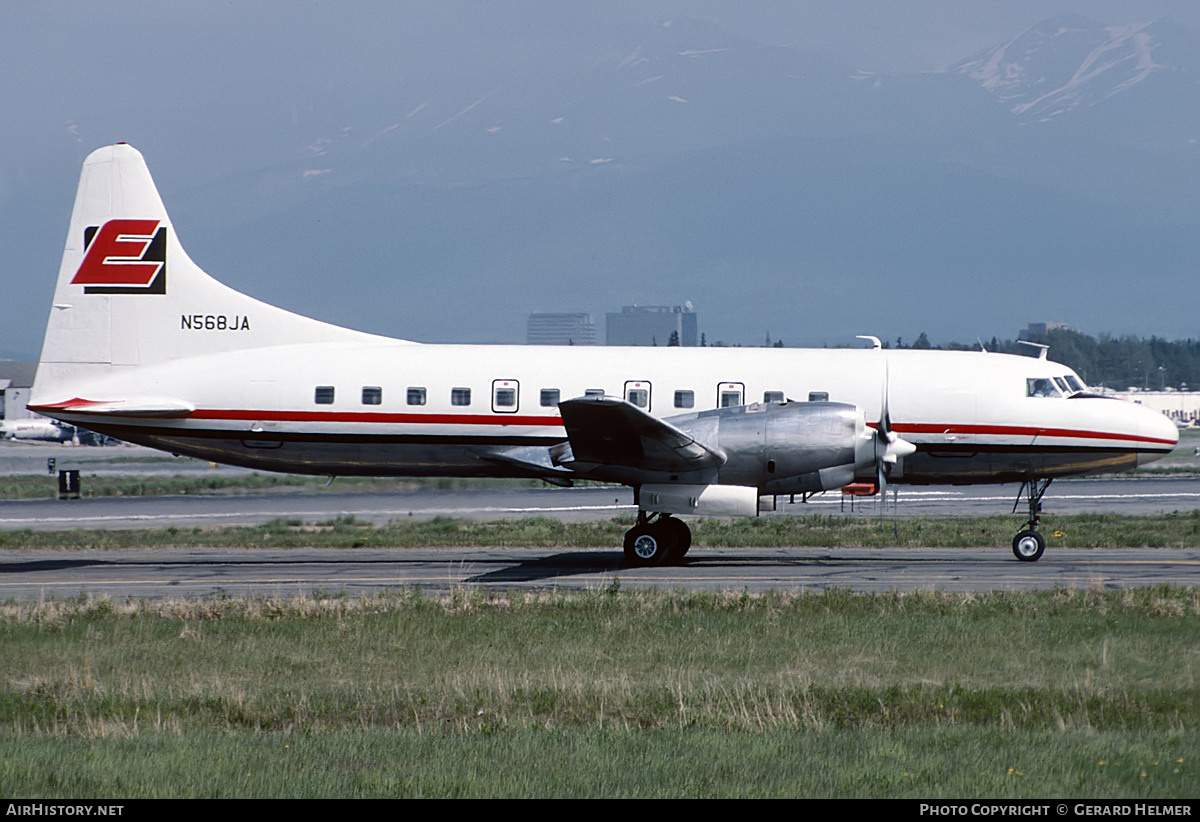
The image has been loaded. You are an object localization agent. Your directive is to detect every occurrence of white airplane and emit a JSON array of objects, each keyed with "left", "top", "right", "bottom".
[
  {"left": 0, "top": 418, "right": 75, "bottom": 443},
  {"left": 28, "top": 144, "right": 1179, "bottom": 564}
]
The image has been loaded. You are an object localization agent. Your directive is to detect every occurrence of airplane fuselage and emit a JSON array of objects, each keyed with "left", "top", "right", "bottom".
[
  {"left": 0, "top": 419, "right": 74, "bottom": 443},
  {"left": 36, "top": 341, "right": 1177, "bottom": 489}
]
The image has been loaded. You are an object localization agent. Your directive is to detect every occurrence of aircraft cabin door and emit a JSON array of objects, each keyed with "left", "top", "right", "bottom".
[
  {"left": 492, "top": 379, "right": 519, "bottom": 413},
  {"left": 718, "top": 382, "right": 744, "bottom": 408},
  {"left": 624, "top": 381, "right": 651, "bottom": 410}
]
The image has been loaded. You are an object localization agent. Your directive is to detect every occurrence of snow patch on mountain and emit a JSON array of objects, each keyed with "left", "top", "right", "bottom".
[{"left": 952, "top": 15, "right": 1170, "bottom": 122}]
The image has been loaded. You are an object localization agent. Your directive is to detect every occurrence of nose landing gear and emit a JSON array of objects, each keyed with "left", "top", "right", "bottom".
[
  {"left": 1012, "top": 529, "right": 1046, "bottom": 562},
  {"left": 1011, "top": 478, "right": 1052, "bottom": 561}
]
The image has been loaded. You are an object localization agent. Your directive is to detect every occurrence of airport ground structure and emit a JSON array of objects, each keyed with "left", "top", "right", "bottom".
[
  {"left": 0, "top": 361, "right": 37, "bottom": 426},
  {"left": 1115, "top": 388, "right": 1200, "bottom": 427}
]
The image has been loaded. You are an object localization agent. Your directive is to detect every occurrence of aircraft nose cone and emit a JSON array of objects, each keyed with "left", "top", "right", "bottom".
[{"left": 1136, "top": 405, "right": 1180, "bottom": 467}]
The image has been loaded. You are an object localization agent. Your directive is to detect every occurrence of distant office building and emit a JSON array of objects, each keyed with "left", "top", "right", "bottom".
[
  {"left": 606, "top": 303, "right": 698, "bottom": 346},
  {"left": 526, "top": 312, "right": 597, "bottom": 345},
  {"left": 1021, "top": 322, "right": 1070, "bottom": 338}
]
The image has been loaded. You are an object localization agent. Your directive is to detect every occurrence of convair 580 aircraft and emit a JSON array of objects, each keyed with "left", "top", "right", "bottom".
[{"left": 29, "top": 144, "right": 1179, "bottom": 565}]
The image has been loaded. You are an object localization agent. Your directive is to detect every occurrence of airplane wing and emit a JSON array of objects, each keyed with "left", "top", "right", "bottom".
[{"left": 553, "top": 395, "right": 725, "bottom": 474}]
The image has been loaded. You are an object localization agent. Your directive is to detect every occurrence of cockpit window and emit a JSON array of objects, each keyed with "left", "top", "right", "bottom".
[
  {"left": 1064, "top": 374, "right": 1086, "bottom": 393},
  {"left": 1053, "top": 377, "right": 1069, "bottom": 392},
  {"left": 1026, "top": 378, "right": 1061, "bottom": 398}
]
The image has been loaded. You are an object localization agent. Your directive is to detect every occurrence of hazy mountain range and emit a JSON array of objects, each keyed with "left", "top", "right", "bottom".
[{"left": 4, "top": 10, "right": 1199, "bottom": 358}]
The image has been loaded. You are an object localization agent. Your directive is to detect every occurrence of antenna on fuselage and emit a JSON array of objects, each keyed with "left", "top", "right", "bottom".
[
  {"left": 856, "top": 335, "right": 882, "bottom": 350},
  {"left": 1016, "top": 340, "right": 1050, "bottom": 360}
]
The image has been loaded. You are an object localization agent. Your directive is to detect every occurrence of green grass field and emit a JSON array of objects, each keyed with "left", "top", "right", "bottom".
[{"left": 1, "top": 587, "right": 1196, "bottom": 798}]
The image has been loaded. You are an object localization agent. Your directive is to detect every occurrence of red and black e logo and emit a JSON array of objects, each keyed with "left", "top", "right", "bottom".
[{"left": 71, "top": 219, "right": 167, "bottom": 294}]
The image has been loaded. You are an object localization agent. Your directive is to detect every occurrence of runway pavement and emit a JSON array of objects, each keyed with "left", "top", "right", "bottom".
[{"left": 2, "top": 545, "right": 1198, "bottom": 600}]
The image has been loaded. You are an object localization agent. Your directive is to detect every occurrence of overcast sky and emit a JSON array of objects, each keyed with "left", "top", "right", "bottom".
[
  {"left": 3, "top": 2, "right": 1198, "bottom": 357},
  {"left": 6, "top": 1, "right": 1199, "bottom": 156},
  {"left": 650, "top": 1, "right": 1200, "bottom": 69}
]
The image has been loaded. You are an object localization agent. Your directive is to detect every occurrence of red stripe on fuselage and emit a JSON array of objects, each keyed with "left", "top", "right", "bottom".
[
  {"left": 187, "top": 408, "right": 564, "bottom": 427},
  {"left": 890, "top": 422, "right": 1176, "bottom": 447},
  {"left": 39, "top": 405, "right": 1177, "bottom": 449}
]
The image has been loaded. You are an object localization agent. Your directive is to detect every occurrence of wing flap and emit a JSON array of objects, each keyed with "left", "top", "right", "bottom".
[{"left": 480, "top": 446, "right": 576, "bottom": 486}]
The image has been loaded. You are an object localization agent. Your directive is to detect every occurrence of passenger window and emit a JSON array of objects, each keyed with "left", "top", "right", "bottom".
[
  {"left": 808, "top": 391, "right": 829, "bottom": 402},
  {"left": 407, "top": 387, "right": 427, "bottom": 406},
  {"left": 540, "top": 389, "right": 560, "bottom": 407},
  {"left": 625, "top": 381, "right": 650, "bottom": 409},
  {"left": 674, "top": 390, "right": 695, "bottom": 409},
  {"left": 492, "top": 380, "right": 518, "bottom": 412},
  {"left": 763, "top": 391, "right": 784, "bottom": 403},
  {"left": 314, "top": 386, "right": 335, "bottom": 405},
  {"left": 451, "top": 387, "right": 472, "bottom": 406},
  {"left": 1026, "top": 378, "right": 1060, "bottom": 398},
  {"left": 362, "top": 386, "right": 382, "bottom": 405}
]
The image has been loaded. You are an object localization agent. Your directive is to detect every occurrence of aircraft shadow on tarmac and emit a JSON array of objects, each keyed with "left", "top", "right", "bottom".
[
  {"left": 0, "top": 552, "right": 634, "bottom": 587},
  {"left": 464, "top": 551, "right": 627, "bottom": 584},
  {"left": 458, "top": 549, "right": 979, "bottom": 585},
  {"left": 0, "top": 558, "right": 120, "bottom": 574}
]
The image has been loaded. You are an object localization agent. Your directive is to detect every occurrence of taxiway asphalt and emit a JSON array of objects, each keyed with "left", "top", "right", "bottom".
[{"left": 2, "top": 545, "right": 1198, "bottom": 600}]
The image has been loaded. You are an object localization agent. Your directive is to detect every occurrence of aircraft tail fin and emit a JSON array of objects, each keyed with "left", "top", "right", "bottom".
[{"left": 33, "top": 143, "right": 394, "bottom": 404}]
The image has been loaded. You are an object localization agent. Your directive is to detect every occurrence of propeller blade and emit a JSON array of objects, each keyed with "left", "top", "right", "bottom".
[{"left": 873, "top": 356, "right": 915, "bottom": 503}]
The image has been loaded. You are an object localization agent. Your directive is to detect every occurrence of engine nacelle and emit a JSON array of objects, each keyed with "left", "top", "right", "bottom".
[
  {"left": 640, "top": 483, "right": 759, "bottom": 517},
  {"left": 672, "top": 401, "right": 869, "bottom": 494}
]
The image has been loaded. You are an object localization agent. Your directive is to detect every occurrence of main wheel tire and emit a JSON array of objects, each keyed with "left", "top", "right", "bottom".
[
  {"left": 1012, "top": 530, "right": 1046, "bottom": 562},
  {"left": 661, "top": 516, "right": 692, "bottom": 561},
  {"left": 623, "top": 524, "right": 675, "bottom": 566}
]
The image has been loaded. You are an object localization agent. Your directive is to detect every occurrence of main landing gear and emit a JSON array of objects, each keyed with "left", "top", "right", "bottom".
[
  {"left": 1011, "top": 478, "right": 1052, "bottom": 561},
  {"left": 623, "top": 512, "right": 692, "bottom": 567}
]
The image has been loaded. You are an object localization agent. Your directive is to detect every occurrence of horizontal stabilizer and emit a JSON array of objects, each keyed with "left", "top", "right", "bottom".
[
  {"left": 556, "top": 395, "right": 724, "bottom": 474},
  {"left": 28, "top": 396, "right": 196, "bottom": 419}
]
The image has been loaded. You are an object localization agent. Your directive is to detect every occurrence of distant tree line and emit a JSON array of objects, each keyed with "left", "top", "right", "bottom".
[
  {"left": 890, "top": 329, "right": 1200, "bottom": 391},
  {"left": 698, "top": 328, "right": 1200, "bottom": 390}
]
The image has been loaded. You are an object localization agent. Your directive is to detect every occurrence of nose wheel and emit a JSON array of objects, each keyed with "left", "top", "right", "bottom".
[
  {"left": 1011, "top": 478, "right": 1052, "bottom": 562},
  {"left": 623, "top": 513, "right": 692, "bottom": 566},
  {"left": 1012, "top": 529, "right": 1046, "bottom": 562}
]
